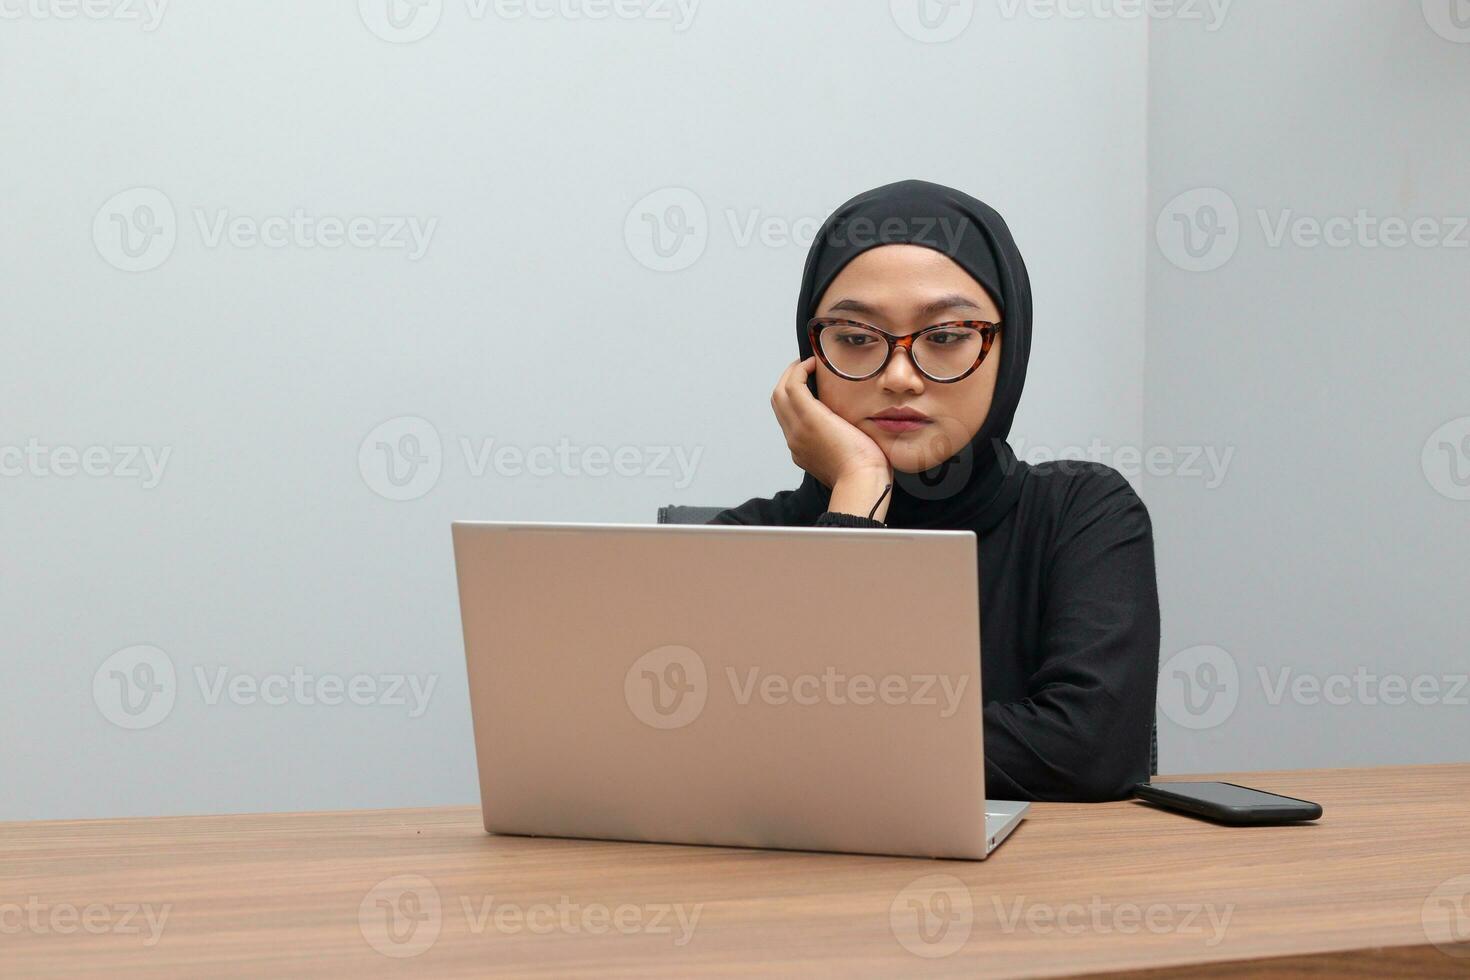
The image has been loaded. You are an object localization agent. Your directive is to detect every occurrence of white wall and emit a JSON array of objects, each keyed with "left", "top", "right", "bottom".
[
  {"left": 1146, "top": 0, "right": 1470, "bottom": 773},
  {"left": 2, "top": 1, "right": 1148, "bottom": 819}
]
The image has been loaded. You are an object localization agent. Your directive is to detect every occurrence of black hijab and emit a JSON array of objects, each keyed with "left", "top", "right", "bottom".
[{"left": 722, "top": 179, "right": 1031, "bottom": 532}]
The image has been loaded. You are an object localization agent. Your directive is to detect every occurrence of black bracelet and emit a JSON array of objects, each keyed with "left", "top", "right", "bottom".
[{"left": 868, "top": 482, "right": 892, "bottom": 521}]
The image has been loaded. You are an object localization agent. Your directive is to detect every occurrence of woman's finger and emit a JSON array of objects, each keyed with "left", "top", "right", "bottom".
[
  {"left": 771, "top": 359, "right": 797, "bottom": 412},
  {"left": 788, "top": 357, "right": 838, "bottom": 428},
  {"left": 771, "top": 359, "right": 802, "bottom": 436},
  {"left": 781, "top": 357, "right": 819, "bottom": 419}
]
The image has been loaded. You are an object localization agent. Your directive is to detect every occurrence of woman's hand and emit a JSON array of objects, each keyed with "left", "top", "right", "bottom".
[{"left": 771, "top": 356, "right": 892, "bottom": 490}]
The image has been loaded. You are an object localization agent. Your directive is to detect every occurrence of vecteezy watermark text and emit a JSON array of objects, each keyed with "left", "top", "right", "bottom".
[
  {"left": 0, "top": 440, "right": 171, "bottom": 488},
  {"left": 0, "top": 898, "right": 171, "bottom": 947},
  {"left": 0, "top": 0, "right": 168, "bottom": 29},
  {"left": 890, "top": 0, "right": 1231, "bottom": 44},
  {"left": 93, "top": 187, "right": 437, "bottom": 272},
  {"left": 623, "top": 186, "right": 969, "bottom": 272},
  {"left": 1158, "top": 644, "right": 1470, "bottom": 730},
  {"left": 458, "top": 895, "right": 701, "bottom": 945},
  {"left": 1010, "top": 437, "right": 1235, "bottom": 489},
  {"left": 726, "top": 667, "right": 968, "bottom": 718},
  {"left": 995, "top": 0, "right": 1231, "bottom": 29},
  {"left": 194, "top": 666, "right": 437, "bottom": 717},
  {"left": 888, "top": 874, "right": 1233, "bottom": 960},
  {"left": 92, "top": 645, "right": 438, "bottom": 729},
  {"left": 1158, "top": 187, "right": 1470, "bottom": 272},
  {"left": 358, "top": 416, "right": 705, "bottom": 501},
  {"left": 358, "top": 0, "right": 699, "bottom": 44},
  {"left": 459, "top": 437, "right": 701, "bottom": 486},
  {"left": 358, "top": 875, "right": 701, "bottom": 958},
  {"left": 193, "top": 209, "right": 435, "bottom": 259},
  {"left": 1258, "top": 666, "right": 1469, "bottom": 707},
  {"left": 991, "top": 895, "right": 1234, "bottom": 946},
  {"left": 625, "top": 646, "right": 971, "bottom": 730}
]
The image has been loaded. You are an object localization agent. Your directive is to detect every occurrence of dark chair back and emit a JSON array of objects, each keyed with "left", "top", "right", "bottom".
[
  {"left": 656, "top": 504, "right": 728, "bottom": 525},
  {"left": 656, "top": 504, "right": 1158, "bottom": 776}
]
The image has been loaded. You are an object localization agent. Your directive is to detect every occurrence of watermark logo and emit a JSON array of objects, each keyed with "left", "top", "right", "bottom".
[
  {"left": 894, "top": 436, "right": 975, "bottom": 502},
  {"left": 1423, "top": 874, "right": 1470, "bottom": 957},
  {"left": 1156, "top": 187, "right": 1239, "bottom": 273},
  {"left": 627, "top": 190, "right": 970, "bottom": 270},
  {"left": 358, "top": 876, "right": 702, "bottom": 955},
  {"left": 93, "top": 645, "right": 177, "bottom": 730},
  {"left": 1422, "top": 416, "right": 1470, "bottom": 501},
  {"left": 1162, "top": 651, "right": 1466, "bottom": 722},
  {"left": 1157, "top": 644, "right": 1238, "bottom": 730},
  {"left": 626, "top": 652, "right": 969, "bottom": 728},
  {"left": 360, "top": 875, "right": 442, "bottom": 958},
  {"left": 890, "top": 0, "right": 974, "bottom": 43},
  {"left": 93, "top": 187, "right": 177, "bottom": 272},
  {"left": 625, "top": 187, "right": 708, "bottom": 272},
  {"left": 890, "top": 874, "right": 973, "bottom": 958},
  {"left": 359, "top": 0, "right": 443, "bottom": 42},
  {"left": 1160, "top": 189, "right": 1468, "bottom": 271},
  {"left": 93, "top": 647, "right": 439, "bottom": 725},
  {"left": 358, "top": 417, "right": 705, "bottom": 500},
  {"left": 625, "top": 645, "right": 707, "bottom": 729},
  {"left": 359, "top": 416, "right": 443, "bottom": 501},
  {"left": 95, "top": 190, "right": 436, "bottom": 271},
  {"left": 1423, "top": 0, "right": 1470, "bottom": 43}
]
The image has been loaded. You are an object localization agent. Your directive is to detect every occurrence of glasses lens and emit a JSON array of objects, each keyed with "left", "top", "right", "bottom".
[
  {"left": 817, "top": 321, "right": 889, "bottom": 378},
  {"left": 912, "top": 325, "right": 985, "bottom": 381}
]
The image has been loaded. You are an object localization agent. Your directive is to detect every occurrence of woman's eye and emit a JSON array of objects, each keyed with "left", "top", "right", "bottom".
[
  {"left": 926, "top": 331, "right": 963, "bottom": 345},
  {"left": 836, "top": 333, "right": 874, "bottom": 347}
]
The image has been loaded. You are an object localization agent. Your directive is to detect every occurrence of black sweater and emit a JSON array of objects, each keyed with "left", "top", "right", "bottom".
[{"left": 710, "top": 459, "right": 1161, "bottom": 802}]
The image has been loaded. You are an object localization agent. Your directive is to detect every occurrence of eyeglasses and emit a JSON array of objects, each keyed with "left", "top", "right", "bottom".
[{"left": 807, "top": 317, "right": 1001, "bottom": 384}]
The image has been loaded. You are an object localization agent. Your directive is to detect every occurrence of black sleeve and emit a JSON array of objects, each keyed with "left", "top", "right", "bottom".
[{"left": 983, "top": 468, "right": 1161, "bottom": 802}]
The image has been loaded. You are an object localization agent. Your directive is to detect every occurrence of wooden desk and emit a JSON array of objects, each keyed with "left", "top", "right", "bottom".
[{"left": 3, "top": 764, "right": 1468, "bottom": 977}]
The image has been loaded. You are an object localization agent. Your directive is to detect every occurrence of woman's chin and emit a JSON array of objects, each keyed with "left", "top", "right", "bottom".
[
  {"left": 885, "top": 441, "right": 949, "bottom": 475},
  {"left": 861, "top": 422, "right": 970, "bottom": 474}
]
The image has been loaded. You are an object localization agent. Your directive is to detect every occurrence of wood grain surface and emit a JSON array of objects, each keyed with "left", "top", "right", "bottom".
[{"left": 3, "top": 764, "right": 1468, "bottom": 977}]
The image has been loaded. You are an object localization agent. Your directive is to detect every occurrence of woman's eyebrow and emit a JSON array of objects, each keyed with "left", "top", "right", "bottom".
[{"left": 824, "top": 293, "right": 987, "bottom": 318}]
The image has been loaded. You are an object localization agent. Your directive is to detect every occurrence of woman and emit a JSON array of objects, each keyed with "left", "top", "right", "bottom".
[{"left": 708, "top": 179, "right": 1160, "bottom": 802}]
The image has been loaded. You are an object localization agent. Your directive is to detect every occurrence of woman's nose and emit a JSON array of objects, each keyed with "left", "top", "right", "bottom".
[{"left": 881, "top": 345, "right": 925, "bottom": 391}]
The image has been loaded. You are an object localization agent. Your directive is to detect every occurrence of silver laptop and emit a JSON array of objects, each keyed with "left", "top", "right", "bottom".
[{"left": 451, "top": 520, "right": 1028, "bottom": 860}]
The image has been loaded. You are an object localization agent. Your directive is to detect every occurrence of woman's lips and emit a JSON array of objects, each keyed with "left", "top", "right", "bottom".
[{"left": 871, "top": 418, "right": 932, "bottom": 433}]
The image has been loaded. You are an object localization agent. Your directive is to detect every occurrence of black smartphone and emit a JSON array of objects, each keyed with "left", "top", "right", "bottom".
[{"left": 1132, "top": 781, "right": 1322, "bottom": 825}]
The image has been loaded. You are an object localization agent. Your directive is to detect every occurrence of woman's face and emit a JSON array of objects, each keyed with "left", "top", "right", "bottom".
[{"left": 812, "top": 243, "right": 1003, "bottom": 475}]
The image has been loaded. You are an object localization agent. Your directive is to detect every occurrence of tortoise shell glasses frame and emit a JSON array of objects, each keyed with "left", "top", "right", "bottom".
[{"left": 806, "top": 316, "right": 1002, "bottom": 384}]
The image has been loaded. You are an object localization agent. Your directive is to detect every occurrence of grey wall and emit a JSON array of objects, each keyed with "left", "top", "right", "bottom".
[
  {"left": 1146, "top": 0, "right": 1470, "bottom": 773},
  {"left": 3, "top": 2, "right": 1149, "bottom": 820},
  {"left": 11, "top": 0, "right": 1460, "bottom": 822}
]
